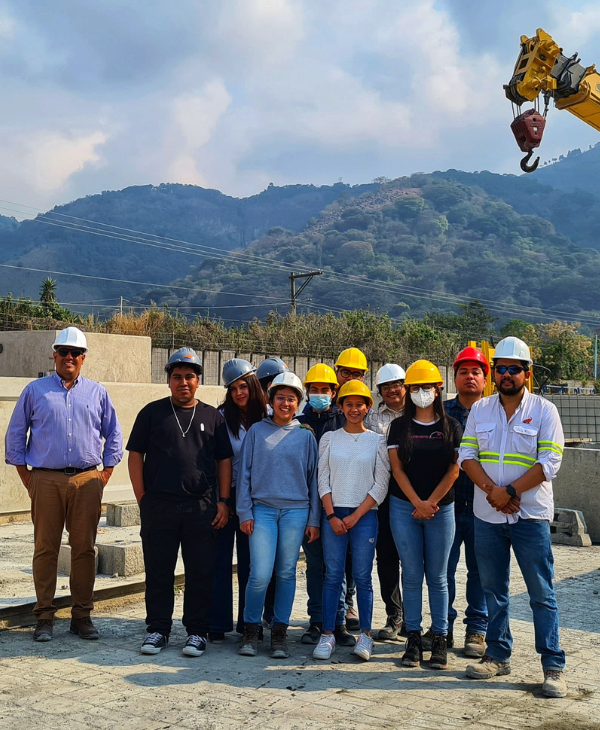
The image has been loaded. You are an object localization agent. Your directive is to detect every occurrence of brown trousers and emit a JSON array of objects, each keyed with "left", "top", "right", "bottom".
[{"left": 29, "top": 468, "right": 103, "bottom": 620}]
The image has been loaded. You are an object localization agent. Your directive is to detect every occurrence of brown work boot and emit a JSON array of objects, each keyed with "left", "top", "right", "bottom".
[
  {"left": 70, "top": 616, "right": 99, "bottom": 640},
  {"left": 464, "top": 632, "right": 486, "bottom": 658},
  {"left": 33, "top": 619, "right": 54, "bottom": 642}
]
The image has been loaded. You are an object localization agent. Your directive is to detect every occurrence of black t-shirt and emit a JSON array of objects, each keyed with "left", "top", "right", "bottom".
[
  {"left": 387, "top": 417, "right": 462, "bottom": 505},
  {"left": 126, "top": 397, "right": 233, "bottom": 507}
]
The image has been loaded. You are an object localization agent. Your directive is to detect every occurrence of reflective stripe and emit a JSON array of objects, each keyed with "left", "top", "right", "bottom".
[
  {"left": 462, "top": 436, "right": 478, "bottom": 442},
  {"left": 480, "top": 457, "right": 536, "bottom": 468},
  {"left": 480, "top": 451, "right": 500, "bottom": 458},
  {"left": 538, "top": 440, "right": 563, "bottom": 454},
  {"left": 504, "top": 452, "right": 536, "bottom": 463},
  {"left": 538, "top": 446, "right": 563, "bottom": 456}
]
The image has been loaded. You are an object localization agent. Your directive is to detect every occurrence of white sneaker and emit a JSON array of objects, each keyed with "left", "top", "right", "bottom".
[
  {"left": 313, "top": 633, "right": 336, "bottom": 660},
  {"left": 353, "top": 633, "right": 374, "bottom": 661}
]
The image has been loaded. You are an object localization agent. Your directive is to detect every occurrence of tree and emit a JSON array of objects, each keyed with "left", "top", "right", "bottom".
[
  {"left": 40, "top": 278, "right": 58, "bottom": 311},
  {"left": 536, "top": 321, "right": 592, "bottom": 382}
]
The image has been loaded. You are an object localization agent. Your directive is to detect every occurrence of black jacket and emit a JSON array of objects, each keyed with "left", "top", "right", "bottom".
[{"left": 296, "top": 403, "right": 345, "bottom": 444}]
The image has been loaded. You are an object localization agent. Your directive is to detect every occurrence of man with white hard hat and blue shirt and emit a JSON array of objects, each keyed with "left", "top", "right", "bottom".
[
  {"left": 458, "top": 336, "right": 567, "bottom": 698},
  {"left": 5, "top": 327, "right": 123, "bottom": 642}
]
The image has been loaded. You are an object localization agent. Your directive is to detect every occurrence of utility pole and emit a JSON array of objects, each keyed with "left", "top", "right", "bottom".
[
  {"left": 120, "top": 296, "right": 123, "bottom": 317},
  {"left": 595, "top": 334, "right": 598, "bottom": 380},
  {"left": 289, "top": 270, "right": 323, "bottom": 314}
]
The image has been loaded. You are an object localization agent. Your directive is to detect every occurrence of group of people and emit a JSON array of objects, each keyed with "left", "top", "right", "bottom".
[{"left": 5, "top": 326, "right": 567, "bottom": 698}]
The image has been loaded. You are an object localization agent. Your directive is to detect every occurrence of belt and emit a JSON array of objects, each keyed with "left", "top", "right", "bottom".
[{"left": 37, "top": 465, "right": 100, "bottom": 476}]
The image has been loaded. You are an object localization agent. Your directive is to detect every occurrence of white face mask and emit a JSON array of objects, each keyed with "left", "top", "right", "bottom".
[{"left": 410, "top": 388, "right": 436, "bottom": 409}]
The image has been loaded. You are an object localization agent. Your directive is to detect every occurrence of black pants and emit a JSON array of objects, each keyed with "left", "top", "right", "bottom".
[
  {"left": 140, "top": 494, "right": 216, "bottom": 636},
  {"left": 376, "top": 494, "right": 403, "bottom": 619}
]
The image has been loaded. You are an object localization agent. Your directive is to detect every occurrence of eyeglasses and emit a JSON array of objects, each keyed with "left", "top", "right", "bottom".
[
  {"left": 56, "top": 348, "right": 84, "bottom": 358},
  {"left": 408, "top": 384, "right": 436, "bottom": 393},
  {"left": 338, "top": 368, "right": 364, "bottom": 380},
  {"left": 494, "top": 365, "right": 525, "bottom": 375},
  {"left": 381, "top": 381, "right": 404, "bottom": 393},
  {"left": 274, "top": 395, "right": 298, "bottom": 404}
]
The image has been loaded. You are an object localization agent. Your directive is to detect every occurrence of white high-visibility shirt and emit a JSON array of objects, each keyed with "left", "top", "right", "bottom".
[{"left": 458, "top": 388, "right": 564, "bottom": 523}]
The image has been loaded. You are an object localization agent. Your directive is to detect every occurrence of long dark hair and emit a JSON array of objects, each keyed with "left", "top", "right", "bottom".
[
  {"left": 391, "top": 387, "right": 455, "bottom": 464},
  {"left": 222, "top": 374, "right": 267, "bottom": 439}
]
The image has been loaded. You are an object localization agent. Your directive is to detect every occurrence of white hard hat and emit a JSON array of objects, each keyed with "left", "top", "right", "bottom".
[
  {"left": 493, "top": 336, "right": 532, "bottom": 366},
  {"left": 52, "top": 327, "right": 88, "bottom": 352},
  {"left": 375, "top": 363, "right": 406, "bottom": 387},
  {"left": 267, "top": 371, "right": 304, "bottom": 400}
]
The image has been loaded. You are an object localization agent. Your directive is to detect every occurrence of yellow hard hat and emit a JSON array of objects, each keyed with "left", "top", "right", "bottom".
[
  {"left": 304, "top": 363, "right": 338, "bottom": 386},
  {"left": 335, "top": 347, "right": 368, "bottom": 372},
  {"left": 337, "top": 380, "right": 373, "bottom": 408},
  {"left": 404, "top": 359, "right": 443, "bottom": 386}
]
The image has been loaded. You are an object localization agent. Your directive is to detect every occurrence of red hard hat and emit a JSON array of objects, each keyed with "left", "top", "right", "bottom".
[{"left": 453, "top": 347, "right": 489, "bottom": 377}]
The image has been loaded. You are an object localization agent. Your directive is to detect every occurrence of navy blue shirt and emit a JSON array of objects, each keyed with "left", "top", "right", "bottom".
[{"left": 444, "top": 396, "right": 476, "bottom": 511}]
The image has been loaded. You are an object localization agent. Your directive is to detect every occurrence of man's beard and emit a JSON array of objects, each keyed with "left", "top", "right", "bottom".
[{"left": 498, "top": 379, "right": 524, "bottom": 396}]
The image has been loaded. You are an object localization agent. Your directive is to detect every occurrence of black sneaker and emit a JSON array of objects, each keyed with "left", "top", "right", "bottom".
[
  {"left": 301, "top": 622, "right": 322, "bottom": 645},
  {"left": 429, "top": 634, "right": 448, "bottom": 670},
  {"left": 401, "top": 631, "right": 423, "bottom": 667},
  {"left": 183, "top": 634, "right": 207, "bottom": 657},
  {"left": 376, "top": 616, "right": 402, "bottom": 641},
  {"left": 334, "top": 624, "right": 356, "bottom": 647},
  {"left": 208, "top": 632, "right": 225, "bottom": 643},
  {"left": 270, "top": 622, "right": 289, "bottom": 659},
  {"left": 239, "top": 623, "right": 260, "bottom": 657},
  {"left": 141, "top": 632, "right": 168, "bottom": 655}
]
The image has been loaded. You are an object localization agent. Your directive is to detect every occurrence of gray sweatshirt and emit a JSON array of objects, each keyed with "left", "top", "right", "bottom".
[{"left": 236, "top": 417, "right": 320, "bottom": 527}]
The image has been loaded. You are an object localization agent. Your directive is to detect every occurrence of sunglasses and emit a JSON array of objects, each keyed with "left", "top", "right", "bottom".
[
  {"left": 56, "top": 348, "right": 84, "bottom": 358},
  {"left": 494, "top": 365, "right": 525, "bottom": 375}
]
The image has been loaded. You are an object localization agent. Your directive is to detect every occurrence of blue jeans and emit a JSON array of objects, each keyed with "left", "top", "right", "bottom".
[
  {"left": 302, "top": 535, "right": 346, "bottom": 626},
  {"left": 209, "top": 512, "right": 250, "bottom": 634},
  {"left": 389, "top": 497, "right": 455, "bottom": 635},
  {"left": 447, "top": 507, "right": 488, "bottom": 635},
  {"left": 244, "top": 504, "right": 308, "bottom": 626},
  {"left": 321, "top": 508, "right": 378, "bottom": 633},
  {"left": 475, "top": 517, "right": 565, "bottom": 670}
]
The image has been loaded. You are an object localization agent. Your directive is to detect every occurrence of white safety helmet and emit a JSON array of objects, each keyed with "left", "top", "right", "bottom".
[
  {"left": 267, "top": 371, "right": 304, "bottom": 400},
  {"left": 375, "top": 363, "right": 406, "bottom": 387},
  {"left": 492, "top": 336, "right": 532, "bottom": 366},
  {"left": 52, "top": 327, "right": 88, "bottom": 352}
]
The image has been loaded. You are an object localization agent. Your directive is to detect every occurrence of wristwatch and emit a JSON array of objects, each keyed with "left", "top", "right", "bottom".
[
  {"left": 505, "top": 484, "right": 520, "bottom": 500},
  {"left": 218, "top": 496, "right": 231, "bottom": 507},
  {"left": 326, "top": 513, "right": 336, "bottom": 521}
]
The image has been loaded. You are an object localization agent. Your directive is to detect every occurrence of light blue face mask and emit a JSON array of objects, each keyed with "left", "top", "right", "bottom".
[{"left": 309, "top": 394, "right": 332, "bottom": 412}]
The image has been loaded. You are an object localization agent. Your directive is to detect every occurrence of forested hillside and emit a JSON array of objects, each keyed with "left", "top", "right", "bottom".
[
  {"left": 144, "top": 174, "right": 600, "bottom": 323},
  {"left": 0, "top": 181, "right": 377, "bottom": 302}
]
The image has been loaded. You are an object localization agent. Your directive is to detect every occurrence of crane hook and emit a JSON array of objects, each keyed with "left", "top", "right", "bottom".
[{"left": 520, "top": 150, "right": 540, "bottom": 173}]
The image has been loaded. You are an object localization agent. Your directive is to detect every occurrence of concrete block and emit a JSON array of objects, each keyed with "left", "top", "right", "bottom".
[
  {"left": 106, "top": 501, "right": 140, "bottom": 527},
  {"left": 551, "top": 508, "right": 592, "bottom": 547},
  {"left": 57, "top": 544, "right": 99, "bottom": 576},
  {"left": 97, "top": 542, "right": 145, "bottom": 576}
]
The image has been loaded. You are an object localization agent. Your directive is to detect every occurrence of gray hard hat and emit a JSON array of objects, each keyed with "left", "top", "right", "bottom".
[
  {"left": 256, "top": 356, "right": 288, "bottom": 383},
  {"left": 222, "top": 358, "right": 256, "bottom": 388},
  {"left": 164, "top": 347, "right": 202, "bottom": 375}
]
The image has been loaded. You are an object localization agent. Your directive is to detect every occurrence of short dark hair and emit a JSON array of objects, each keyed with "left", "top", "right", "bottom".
[{"left": 167, "top": 363, "right": 201, "bottom": 381}]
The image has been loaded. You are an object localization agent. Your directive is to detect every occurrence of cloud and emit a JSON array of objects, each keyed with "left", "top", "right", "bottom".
[{"left": 0, "top": 0, "right": 592, "bottom": 211}]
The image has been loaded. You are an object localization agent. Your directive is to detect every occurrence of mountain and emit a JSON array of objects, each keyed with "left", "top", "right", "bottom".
[
  {"left": 0, "top": 181, "right": 378, "bottom": 304},
  {"left": 143, "top": 174, "right": 600, "bottom": 324},
  {"left": 0, "top": 214, "right": 19, "bottom": 233},
  {"left": 531, "top": 143, "right": 600, "bottom": 196}
]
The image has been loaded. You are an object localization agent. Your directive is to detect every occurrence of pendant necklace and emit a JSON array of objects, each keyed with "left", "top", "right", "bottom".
[
  {"left": 171, "top": 398, "right": 197, "bottom": 438},
  {"left": 346, "top": 429, "right": 364, "bottom": 443}
]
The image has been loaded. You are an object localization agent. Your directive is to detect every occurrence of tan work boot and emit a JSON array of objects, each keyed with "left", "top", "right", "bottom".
[
  {"left": 542, "top": 670, "right": 567, "bottom": 698},
  {"left": 33, "top": 620, "right": 54, "bottom": 642},
  {"left": 70, "top": 616, "right": 99, "bottom": 640},
  {"left": 466, "top": 654, "right": 511, "bottom": 679},
  {"left": 464, "top": 632, "right": 485, "bottom": 658}
]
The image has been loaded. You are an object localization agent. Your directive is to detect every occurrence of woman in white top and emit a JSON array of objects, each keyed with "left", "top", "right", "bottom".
[{"left": 313, "top": 380, "right": 390, "bottom": 662}]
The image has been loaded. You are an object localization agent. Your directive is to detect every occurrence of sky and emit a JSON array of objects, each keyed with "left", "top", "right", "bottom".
[{"left": 1, "top": 0, "right": 600, "bottom": 217}]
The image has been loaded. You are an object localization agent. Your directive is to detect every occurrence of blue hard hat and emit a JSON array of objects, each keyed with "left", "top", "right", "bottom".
[
  {"left": 165, "top": 347, "right": 202, "bottom": 375},
  {"left": 256, "top": 356, "right": 288, "bottom": 383},
  {"left": 222, "top": 358, "right": 256, "bottom": 387}
]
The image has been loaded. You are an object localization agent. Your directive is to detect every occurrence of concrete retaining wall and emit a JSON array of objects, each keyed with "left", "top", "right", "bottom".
[
  {"left": 0, "top": 378, "right": 226, "bottom": 514},
  {"left": 553, "top": 447, "right": 600, "bottom": 542},
  {"left": 0, "top": 331, "right": 152, "bottom": 383}
]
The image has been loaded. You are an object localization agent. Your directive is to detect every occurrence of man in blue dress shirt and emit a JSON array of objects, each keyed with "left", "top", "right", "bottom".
[{"left": 5, "top": 327, "right": 122, "bottom": 642}]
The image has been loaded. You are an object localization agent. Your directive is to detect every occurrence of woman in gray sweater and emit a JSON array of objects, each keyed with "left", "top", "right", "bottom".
[{"left": 237, "top": 372, "right": 320, "bottom": 659}]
